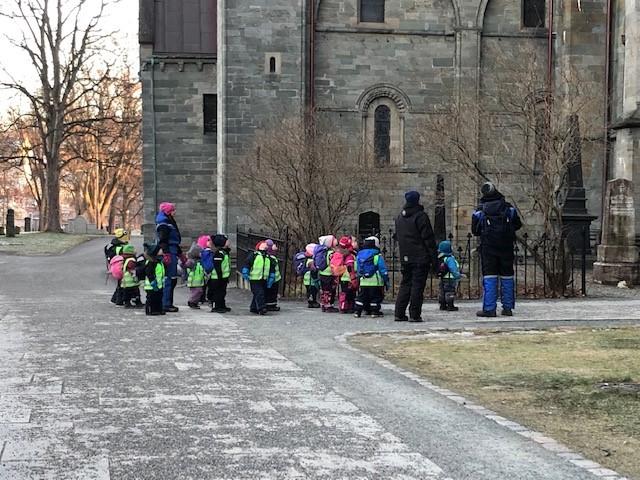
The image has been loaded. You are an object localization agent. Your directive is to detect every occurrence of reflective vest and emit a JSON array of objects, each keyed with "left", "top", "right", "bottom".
[
  {"left": 115, "top": 244, "right": 125, "bottom": 255},
  {"left": 359, "top": 255, "right": 384, "bottom": 287},
  {"left": 121, "top": 258, "right": 140, "bottom": 288},
  {"left": 340, "top": 253, "right": 355, "bottom": 282},
  {"left": 441, "top": 256, "right": 460, "bottom": 280},
  {"left": 210, "top": 251, "right": 231, "bottom": 280},
  {"left": 318, "top": 250, "right": 334, "bottom": 277},
  {"left": 270, "top": 255, "right": 281, "bottom": 282},
  {"left": 250, "top": 252, "right": 271, "bottom": 281},
  {"left": 187, "top": 262, "right": 206, "bottom": 288},
  {"left": 144, "top": 261, "right": 165, "bottom": 291},
  {"left": 303, "top": 258, "right": 314, "bottom": 286}
]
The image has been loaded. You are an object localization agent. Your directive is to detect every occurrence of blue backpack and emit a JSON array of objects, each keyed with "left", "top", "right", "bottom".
[
  {"left": 313, "top": 245, "right": 329, "bottom": 272},
  {"left": 357, "top": 252, "right": 378, "bottom": 278},
  {"left": 293, "top": 251, "right": 308, "bottom": 276}
]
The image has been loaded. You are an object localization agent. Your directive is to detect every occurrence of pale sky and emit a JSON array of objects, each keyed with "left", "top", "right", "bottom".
[{"left": 0, "top": 0, "right": 139, "bottom": 112}]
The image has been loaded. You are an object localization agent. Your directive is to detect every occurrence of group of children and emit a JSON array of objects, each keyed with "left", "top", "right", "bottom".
[
  {"left": 105, "top": 230, "right": 232, "bottom": 316},
  {"left": 105, "top": 229, "right": 462, "bottom": 317}
]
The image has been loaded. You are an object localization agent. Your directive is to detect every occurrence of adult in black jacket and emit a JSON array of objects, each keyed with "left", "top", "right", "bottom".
[
  {"left": 394, "top": 191, "right": 437, "bottom": 322},
  {"left": 472, "top": 182, "right": 522, "bottom": 317}
]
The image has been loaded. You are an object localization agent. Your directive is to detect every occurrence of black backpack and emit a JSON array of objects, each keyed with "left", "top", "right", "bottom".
[
  {"left": 437, "top": 256, "right": 450, "bottom": 278},
  {"left": 481, "top": 199, "right": 515, "bottom": 245}
]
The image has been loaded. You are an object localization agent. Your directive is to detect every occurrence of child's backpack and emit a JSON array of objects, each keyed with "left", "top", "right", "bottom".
[
  {"left": 313, "top": 244, "right": 329, "bottom": 272},
  {"left": 104, "top": 243, "right": 117, "bottom": 261},
  {"left": 109, "top": 255, "right": 125, "bottom": 280},
  {"left": 330, "top": 251, "right": 347, "bottom": 277},
  {"left": 293, "top": 251, "right": 309, "bottom": 276},
  {"left": 437, "top": 256, "right": 450, "bottom": 279},
  {"left": 135, "top": 256, "right": 146, "bottom": 281},
  {"left": 357, "top": 252, "right": 378, "bottom": 278}
]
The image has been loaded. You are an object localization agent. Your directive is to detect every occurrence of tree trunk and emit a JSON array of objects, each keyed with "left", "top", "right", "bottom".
[{"left": 44, "top": 163, "right": 63, "bottom": 232}]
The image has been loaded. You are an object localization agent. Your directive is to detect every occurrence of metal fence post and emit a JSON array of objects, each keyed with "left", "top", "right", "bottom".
[{"left": 582, "top": 225, "right": 588, "bottom": 296}]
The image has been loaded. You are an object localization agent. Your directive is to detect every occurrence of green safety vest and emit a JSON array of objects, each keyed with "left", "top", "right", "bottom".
[
  {"left": 250, "top": 252, "right": 271, "bottom": 281},
  {"left": 303, "top": 258, "right": 314, "bottom": 286},
  {"left": 187, "top": 262, "right": 206, "bottom": 287},
  {"left": 121, "top": 257, "right": 140, "bottom": 288},
  {"left": 144, "top": 261, "right": 165, "bottom": 291},
  {"left": 270, "top": 255, "right": 281, "bottom": 282},
  {"left": 115, "top": 244, "right": 125, "bottom": 255},
  {"left": 358, "top": 255, "right": 384, "bottom": 287},
  {"left": 210, "top": 251, "right": 231, "bottom": 280},
  {"left": 318, "top": 250, "right": 334, "bottom": 277}
]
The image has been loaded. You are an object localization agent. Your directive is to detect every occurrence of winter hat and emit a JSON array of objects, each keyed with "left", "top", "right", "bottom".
[
  {"left": 144, "top": 242, "right": 161, "bottom": 257},
  {"left": 256, "top": 241, "right": 269, "bottom": 252},
  {"left": 338, "top": 235, "right": 353, "bottom": 250},
  {"left": 405, "top": 190, "right": 420, "bottom": 207},
  {"left": 364, "top": 236, "right": 380, "bottom": 249},
  {"left": 438, "top": 240, "right": 453, "bottom": 255},
  {"left": 318, "top": 235, "right": 337, "bottom": 248},
  {"left": 122, "top": 244, "right": 135, "bottom": 255},
  {"left": 114, "top": 228, "right": 129, "bottom": 242},
  {"left": 187, "top": 243, "right": 202, "bottom": 259},
  {"left": 159, "top": 202, "right": 176, "bottom": 215},
  {"left": 481, "top": 182, "right": 496, "bottom": 196},
  {"left": 213, "top": 234, "right": 228, "bottom": 248},
  {"left": 197, "top": 235, "right": 210, "bottom": 249},
  {"left": 305, "top": 243, "right": 318, "bottom": 257}
]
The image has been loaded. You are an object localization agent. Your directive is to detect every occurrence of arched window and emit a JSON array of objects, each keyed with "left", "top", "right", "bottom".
[
  {"left": 360, "top": 0, "right": 385, "bottom": 23},
  {"left": 374, "top": 105, "right": 391, "bottom": 165},
  {"left": 269, "top": 57, "right": 276, "bottom": 73}
]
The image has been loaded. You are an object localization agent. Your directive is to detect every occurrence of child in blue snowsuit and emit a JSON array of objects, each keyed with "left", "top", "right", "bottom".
[
  {"left": 354, "top": 236, "right": 390, "bottom": 318},
  {"left": 437, "top": 240, "right": 461, "bottom": 312}
]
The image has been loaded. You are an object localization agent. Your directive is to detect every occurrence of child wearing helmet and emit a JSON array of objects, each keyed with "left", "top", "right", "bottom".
[
  {"left": 121, "top": 244, "right": 144, "bottom": 309},
  {"left": 241, "top": 240, "right": 276, "bottom": 315},
  {"left": 265, "top": 240, "right": 281, "bottom": 312},
  {"left": 209, "top": 234, "right": 232, "bottom": 313},
  {"left": 437, "top": 240, "right": 461, "bottom": 312},
  {"left": 105, "top": 228, "right": 130, "bottom": 306},
  {"left": 336, "top": 236, "right": 358, "bottom": 313},
  {"left": 354, "top": 236, "right": 390, "bottom": 318},
  {"left": 318, "top": 234, "right": 339, "bottom": 313}
]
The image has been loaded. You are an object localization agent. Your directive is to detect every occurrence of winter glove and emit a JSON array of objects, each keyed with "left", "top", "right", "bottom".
[
  {"left": 163, "top": 253, "right": 172, "bottom": 266},
  {"left": 266, "top": 273, "right": 275, "bottom": 289},
  {"left": 241, "top": 267, "right": 250, "bottom": 282}
]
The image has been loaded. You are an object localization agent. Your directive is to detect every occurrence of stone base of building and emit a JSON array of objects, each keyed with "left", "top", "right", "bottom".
[{"left": 593, "top": 261, "right": 640, "bottom": 285}]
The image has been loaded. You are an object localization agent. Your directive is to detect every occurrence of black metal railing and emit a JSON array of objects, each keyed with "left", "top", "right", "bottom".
[{"left": 236, "top": 225, "right": 592, "bottom": 300}]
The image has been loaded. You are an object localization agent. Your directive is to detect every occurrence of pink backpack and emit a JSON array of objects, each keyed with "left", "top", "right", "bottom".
[
  {"left": 109, "top": 255, "right": 125, "bottom": 280},
  {"left": 330, "top": 250, "right": 347, "bottom": 277}
]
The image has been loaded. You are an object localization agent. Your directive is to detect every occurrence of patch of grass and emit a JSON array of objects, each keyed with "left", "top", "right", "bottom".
[
  {"left": 0, "top": 232, "right": 96, "bottom": 255},
  {"left": 350, "top": 328, "right": 640, "bottom": 479}
]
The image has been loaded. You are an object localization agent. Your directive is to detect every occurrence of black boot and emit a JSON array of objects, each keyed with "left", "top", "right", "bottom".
[{"left": 476, "top": 310, "right": 496, "bottom": 317}]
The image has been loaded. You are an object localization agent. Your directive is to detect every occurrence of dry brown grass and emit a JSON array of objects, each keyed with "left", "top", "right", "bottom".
[{"left": 350, "top": 327, "right": 640, "bottom": 479}]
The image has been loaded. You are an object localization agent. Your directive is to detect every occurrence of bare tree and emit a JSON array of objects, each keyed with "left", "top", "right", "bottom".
[
  {"left": 239, "top": 117, "right": 372, "bottom": 247},
  {"left": 0, "top": 0, "right": 116, "bottom": 231},
  {"left": 416, "top": 45, "right": 601, "bottom": 293},
  {"left": 61, "top": 69, "right": 141, "bottom": 230}
]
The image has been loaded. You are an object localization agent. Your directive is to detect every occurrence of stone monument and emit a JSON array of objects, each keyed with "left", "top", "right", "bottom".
[
  {"left": 6, "top": 208, "right": 15, "bottom": 238},
  {"left": 593, "top": 179, "right": 640, "bottom": 284}
]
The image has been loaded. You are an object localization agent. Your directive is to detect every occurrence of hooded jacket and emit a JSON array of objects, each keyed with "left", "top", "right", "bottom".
[
  {"left": 155, "top": 211, "right": 182, "bottom": 255},
  {"left": 394, "top": 204, "right": 437, "bottom": 265},
  {"left": 472, "top": 190, "right": 522, "bottom": 256}
]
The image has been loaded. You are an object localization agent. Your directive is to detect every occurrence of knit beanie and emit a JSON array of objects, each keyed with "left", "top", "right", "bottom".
[
  {"left": 405, "top": 191, "right": 420, "bottom": 207},
  {"left": 122, "top": 244, "right": 135, "bottom": 255},
  {"left": 159, "top": 202, "right": 176, "bottom": 215},
  {"left": 364, "top": 236, "right": 380, "bottom": 249},
  {"left": 481, "top": 182, "right": 496, "bottom": 196},
  {"left": 213, "top": 234, "right": 228, "bottom": 248}
]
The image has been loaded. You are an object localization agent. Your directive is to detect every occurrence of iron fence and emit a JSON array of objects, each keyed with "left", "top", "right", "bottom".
[{"left": 236, "top": 225, "right": 591, "bottom": 300}]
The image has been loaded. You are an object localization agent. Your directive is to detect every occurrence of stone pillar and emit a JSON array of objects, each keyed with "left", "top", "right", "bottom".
[
  {"left": 594, "top": 0, "right": 640, "bottom": 283},
  {"left": 593, "top": 179, "right": 640, "bottom": 284},
  {"left": 6, "top": 208, "right": 15, "bottom": 238}
]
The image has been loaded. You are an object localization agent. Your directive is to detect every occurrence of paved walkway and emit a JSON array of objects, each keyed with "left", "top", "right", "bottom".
[{"left": 0, "top": 239, "right": 637, "bottom": 479}]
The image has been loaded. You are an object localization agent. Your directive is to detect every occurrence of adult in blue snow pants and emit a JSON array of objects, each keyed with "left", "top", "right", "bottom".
[{"left": 472, "top": 182, "right": 522, "bottom": 317}]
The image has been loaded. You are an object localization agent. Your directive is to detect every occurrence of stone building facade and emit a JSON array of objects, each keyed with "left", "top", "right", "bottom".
[{"left": 139, "top": 0, "right": 622, "bottom": 251}]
